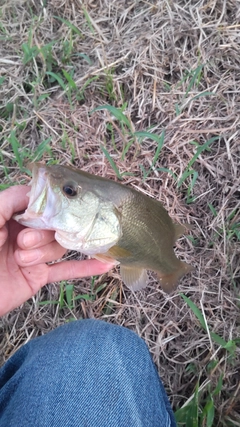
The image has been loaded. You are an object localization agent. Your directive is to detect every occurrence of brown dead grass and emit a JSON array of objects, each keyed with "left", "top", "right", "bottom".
[{"left": 0, "top": 0, "right": 240, "bottom": 424}]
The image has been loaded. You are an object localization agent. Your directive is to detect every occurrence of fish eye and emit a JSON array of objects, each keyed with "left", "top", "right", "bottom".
[{"left": 62, "top": 182, "right": 79, "bottom": 198}]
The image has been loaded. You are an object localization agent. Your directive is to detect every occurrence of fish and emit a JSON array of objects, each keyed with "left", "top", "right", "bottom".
[{"left": 14, "top": 163, "right": 193, "bottom": 292}]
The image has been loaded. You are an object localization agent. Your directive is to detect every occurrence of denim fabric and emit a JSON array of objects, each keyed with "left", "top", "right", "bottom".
[{"left": 0, "top": 319, "right": 176, "bottom": 427}]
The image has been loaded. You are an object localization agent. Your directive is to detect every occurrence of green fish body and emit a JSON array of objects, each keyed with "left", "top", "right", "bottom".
[{"left": 14, "top": 163, "right": 193, "bottom": 292}]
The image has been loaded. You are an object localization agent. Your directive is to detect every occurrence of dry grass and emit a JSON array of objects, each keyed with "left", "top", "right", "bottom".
[{"left": 0, "top": 0, "right": 239, "bottom": 425}]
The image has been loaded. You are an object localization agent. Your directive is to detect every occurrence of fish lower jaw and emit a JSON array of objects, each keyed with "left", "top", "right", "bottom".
[
  {"left": 14, "top": 211, "right": 53, "bottom": 229},
  {"left": 54, "top": 230, "right": 118, "bottom": 256}
]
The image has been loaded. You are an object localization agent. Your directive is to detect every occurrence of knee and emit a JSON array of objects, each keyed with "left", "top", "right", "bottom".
[
  {"left": 28, "top": 319, "right": 149, "bottom": 368},
  {"left": 37, "top": 319, "right": 145, "bottom": 352}
]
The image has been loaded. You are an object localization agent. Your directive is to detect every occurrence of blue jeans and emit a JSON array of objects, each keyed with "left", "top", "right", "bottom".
[{"left": 0, "top": 319, "right": 176, "bottom": 426}]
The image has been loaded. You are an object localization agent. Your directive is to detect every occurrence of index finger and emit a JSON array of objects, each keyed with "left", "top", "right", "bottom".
[
  {"left": 47, "top": 259, "right": 115, "bottom": 283},
  {"left": 0, "top": 185, "right": 29, "bottom": 227}
]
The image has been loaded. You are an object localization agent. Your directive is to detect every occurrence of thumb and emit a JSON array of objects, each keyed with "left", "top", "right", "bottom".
[
  {"left": 0, "top": 185, "right": 29, "bottom": 228},
  {"left": 0, "top": 225, "right": 8, "bottom": 250}
]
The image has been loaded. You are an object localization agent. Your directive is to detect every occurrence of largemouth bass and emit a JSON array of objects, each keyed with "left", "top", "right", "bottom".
[{"left": 14, "top": 163, "right": 193, "bottom": 292}]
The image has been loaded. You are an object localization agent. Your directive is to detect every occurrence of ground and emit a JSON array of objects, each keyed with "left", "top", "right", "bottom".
[{"left": 0, "top": 1, "right": 239, "bottom": 425}]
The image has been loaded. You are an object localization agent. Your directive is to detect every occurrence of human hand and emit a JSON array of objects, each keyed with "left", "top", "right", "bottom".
[{"left": 0, "top": 186, "right": 114, "bottom": 316}]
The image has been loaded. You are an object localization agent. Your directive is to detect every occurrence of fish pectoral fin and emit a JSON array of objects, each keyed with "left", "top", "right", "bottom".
[
  {"left": 107, "top": 245, "right": 132, "bottom": 258},
  {"left": 120, "top": 265, "right": 148, "bottom": 291},
  {"left": 157, "top": 261, "right": 194, "bottom": 293},
  {"left": 94, "top": 245, "right": 132, "bottom": 264},
  {"left": 94, "top": 253, "right": 118, "bottom": 264}
]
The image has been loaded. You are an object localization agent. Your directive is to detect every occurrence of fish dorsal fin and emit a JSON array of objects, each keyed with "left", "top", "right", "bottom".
[{"left": 120, "top": 265, "right": 148, "bottom": 291}]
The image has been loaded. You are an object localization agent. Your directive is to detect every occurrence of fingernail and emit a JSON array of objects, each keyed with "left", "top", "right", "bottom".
[
  {"left": 18, "top": 249, "right": 40, "bottom": 263},
  {"left": 22, "top": 231, "right": 42, "bottom": 248}
]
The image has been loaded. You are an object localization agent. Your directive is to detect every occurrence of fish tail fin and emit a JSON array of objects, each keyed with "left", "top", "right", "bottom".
[
  {"left": 157, "top": 261, "right": 194, "bottom": 293},
  {"left": 173, "top": 222, "right": 193, "bottom": 241}
]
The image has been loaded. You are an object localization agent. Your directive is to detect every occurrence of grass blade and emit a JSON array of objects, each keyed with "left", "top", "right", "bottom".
[
  {"left": 188, "top": 136, "right": 219, "bottom": 169},
  {"left": 74, "top": 293, "right": 93, "bottom": 301},
  {"left": 82, "top": 6, "right": 95, "bottom": 34},
  {"left": 8, "top": 131, "right": 23, "bottom": 169},
  {"left": 201, "top": 397, "right": 215, "bottom": 427},
  {"left": 54, "top": 16, "right": 82, "bottom": 36},
  {"left": 134, "top": 130, "right": 165, "bottom": 165},
  {"left": 66, "top": 284, "right": 74, "bottom": 307},
  {"left": 180, "top": 294, "right": 229, "bottom": 349},
  {"left": 121, "top": 137, "right": 135, "bottom": 159},
  {"left": 178, "top": 168, "right": 196, "bottom": 188},
  {"left": 212, "top": 374, "right": 223, "bottom": 396},
  {"left": 191, "top": 91, "right": 214, "bottom": 101},
  {"left": 178, "top": 136, "right": 219, "bottom": 189},
  {"left": 46, "top": 71, "right": 66, "bottom": 90},
  {"left": 31, "top": 137, "right": 52, "bottom": 161},
  {"left": 175, "top": 382, "right": 199, "bottom": 426},
  {"left": 39, "top": 300, "right": 59, "bottom": 305},
  {"left": 62, "top": 69, "right": 77, "bottom": 90},
  {"left": 100, "top": 145, "right": 122, "bottom": 180},
  {"left": 59, "top": 281, "right": 65, "bottom": 308},
  {"left": 185, "top": 64, "right": 204, "bottom": 97},
  {"left": 180, "top": 293, "right": 206, "bottom": 329},
  {"left": 153, "top": 131, "right": 165, "bottom": 165},
  {"left": 92, "top": 105, "right": 132, "bottom": 131},
  {"left": 74, "top": 53, "right": 92, "bottom": 64},
  {"left": 134, "top": 130, "right": 163, "bottom": 144}
]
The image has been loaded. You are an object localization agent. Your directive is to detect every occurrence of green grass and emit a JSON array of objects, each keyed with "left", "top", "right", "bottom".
[
  {"left": 175, "top": 64, "right": 215, "bottom": 114},
  {"left": 175, "top": 376, "right": 224, "bottom": 427},
  {"left": 1, "top": 3, "right": 238, "bottom": 425},
  {"left": 53, "top": 16, "right": 83, "bottom": 37},
  {"left": 39, "top": 279, "right": 109, "bottom": 309},
  {"left": 92, "top": 105, "right": 178, "bottom": 181},
  {"left": 7, "top": 131, "right": 52, "bottom": 170},
  {"left": 177, "top": 136, "right": 220, "bottom": 203},
  {"left": 180, "top": 294, "right": 238, "bottom": 355},
  {"left": 175, "top": 294, "right": 239, "bottom": 426}
]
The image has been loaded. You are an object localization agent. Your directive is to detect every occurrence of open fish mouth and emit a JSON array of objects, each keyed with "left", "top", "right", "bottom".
[
  {"left": 27, "top": 165, "right": 47, "bottom": 212},
  {"left": 14, "top": 164, "right": 60, "bottom": 228}
]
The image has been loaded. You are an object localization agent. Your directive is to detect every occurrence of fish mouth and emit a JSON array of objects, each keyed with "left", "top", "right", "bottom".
[
  {"left": 28, "top": 164, "right": 48, "bottom": 211},
  {"left": 14, "top": 163, "right": 59, "bottom": 228}
]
